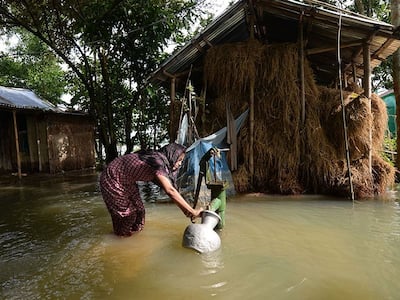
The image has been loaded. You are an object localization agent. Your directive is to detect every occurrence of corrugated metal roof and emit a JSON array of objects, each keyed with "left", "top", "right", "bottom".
[
  {"left": 150, "top": 0, "right": 400, "bottom": 87},
  {"left": 0, "top": 86, "right": 59, "bottom": 111}
]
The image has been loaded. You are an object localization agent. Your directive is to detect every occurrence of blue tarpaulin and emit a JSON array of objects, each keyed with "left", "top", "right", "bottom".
[{"left": 177, "top": 109, "right": 248, "bottom": 204}]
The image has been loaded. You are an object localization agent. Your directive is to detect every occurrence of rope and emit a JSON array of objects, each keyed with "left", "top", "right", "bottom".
[{"left": 337, "top": 0, "right": 355, "bottom": 202}]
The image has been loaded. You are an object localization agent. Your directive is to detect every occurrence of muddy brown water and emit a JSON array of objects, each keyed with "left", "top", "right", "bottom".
[{"left": 1, "top": 171, "right": 400, "bottom": 299}]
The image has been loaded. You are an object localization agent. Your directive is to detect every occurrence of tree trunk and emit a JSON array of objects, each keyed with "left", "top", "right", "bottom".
[
  {"left": 392, "top": 0, "right": 400, "bottom": 173},
  {"left": 99, "top": 49, "right": 118, "bottom": 163}
]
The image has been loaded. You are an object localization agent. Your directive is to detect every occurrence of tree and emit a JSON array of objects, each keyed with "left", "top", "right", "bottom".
[
  {"left": 0, "top": 0, "right": 209, "bottom": 164},
  {"left": 0, "top": 30, "right": 66, "bottom": 104}
]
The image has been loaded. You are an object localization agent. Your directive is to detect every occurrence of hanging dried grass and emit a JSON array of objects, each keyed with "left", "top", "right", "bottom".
[
  {"left": 204, "top": 39, "right": 263, "bottom": 96},
  {"left": 232, "top": 165, "right": 251, "bottom": 193},
  {"left": 372, "top": 153, "right": 395, "bottom": 194},
  {"left": 200, "top": 39, "right": 394, "bottom": 198},
  {"left": 371, "top": 93, "right": 388, "bottom": 150},
  {"left": 319, "top": 87, "right": 371, "bottom": 160}
]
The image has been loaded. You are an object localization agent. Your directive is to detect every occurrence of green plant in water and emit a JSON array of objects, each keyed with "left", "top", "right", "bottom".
[{"left": 381, "top": 135, "right": 397, "bottom": 166}]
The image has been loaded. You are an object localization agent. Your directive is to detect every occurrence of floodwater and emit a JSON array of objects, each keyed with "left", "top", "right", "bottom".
[{"left": 1, "top": 171, "right": 400, "bottom": 300}]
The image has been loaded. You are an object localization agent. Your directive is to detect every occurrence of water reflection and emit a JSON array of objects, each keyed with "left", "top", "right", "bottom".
[{"left": 1, "top": 172, "right": 400, "bottom": 299}]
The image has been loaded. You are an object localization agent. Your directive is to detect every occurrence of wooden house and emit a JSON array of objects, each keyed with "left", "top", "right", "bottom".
[
  {"left": 150, "top": 0, "right": 400, "bottom": 198},
  {"left": 0, "top": 86, "right": 96, "bottom": 177}
]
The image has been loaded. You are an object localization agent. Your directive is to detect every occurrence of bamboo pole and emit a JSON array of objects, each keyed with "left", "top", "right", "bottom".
[
  {"left": 299, "top": 14, "right": 306, "bottom": 125},
  {"left": 12, "top": 110, "right": 22, "bottom": 179},
  {"left": 248, "top": 1, "right": 255, "bottom": 186},
  {"left": 363, "top": 43, "right": 372, "bottom": 174},
  {"left": 249, "top": 77, "right": 255, "bottom": 185},
  {"left": 170, "top": 77, "right": 176, "bottom": 142}
]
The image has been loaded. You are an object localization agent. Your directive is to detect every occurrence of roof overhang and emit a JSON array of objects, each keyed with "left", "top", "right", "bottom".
[{"left": 149, "top": 0, "right": 400, "bottom": 89}]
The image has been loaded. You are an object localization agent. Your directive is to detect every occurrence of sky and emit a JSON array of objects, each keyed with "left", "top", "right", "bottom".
[{"left": 208, "top": 0, "right": 232, "bottom": 16}]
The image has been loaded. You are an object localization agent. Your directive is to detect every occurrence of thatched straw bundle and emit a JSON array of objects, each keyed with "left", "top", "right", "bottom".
[
  {"left": 201, "top": 39, "right": 394, "bottom": 198},
  {"left": 371, "top": 93, "right": 388, "bottom": 150},
  {"left": 319, "top": 87, "right": 372, "bottom": 161},
  {"left": 204, "top": 39, "right": 263, "bottom": 97}
]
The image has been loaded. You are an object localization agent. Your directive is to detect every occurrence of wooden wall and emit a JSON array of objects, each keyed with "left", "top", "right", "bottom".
[
  {"left": 0, "top": 111, "right": 14, "bottom": 172},
  {"left": 0, "top": 110, "right": 96, "bottom": 175},
  {"left": 46, "top": 114, "right": 96, "bottom": 173}
]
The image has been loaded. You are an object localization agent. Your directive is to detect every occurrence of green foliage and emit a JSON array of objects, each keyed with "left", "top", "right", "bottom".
[
  {"left": 0, "top": 31, "right": 66, "bottom": 104},
  {"left": 382, "top": 135, "right": 397, "bottom": 166},
  {"left": 347, "top": 0, "right": 393, "bottom": 92},
  {"left": 317, "top": 0, "right": 393, "bottom": 92},
  {"left": 372, "top": 57, "right": 394, "bottom": 91},
  {"left": 0, "top": 0, "right": 211, "bottom": 163}
]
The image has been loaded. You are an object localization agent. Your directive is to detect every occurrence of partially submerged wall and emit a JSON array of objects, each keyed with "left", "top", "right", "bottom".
[{"left": 47, "top": 114, "right": 95, "bottom": 173}]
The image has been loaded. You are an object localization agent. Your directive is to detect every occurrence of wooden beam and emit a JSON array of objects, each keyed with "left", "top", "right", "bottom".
[
  {"left": 307, "top": 41, "right": 363, "bottom": 55},
  {"left": 162, "top": 67, "right": 202, "bottom": 81},
  {"left": 371, "top": 37, "right": 397, "bottom": 60},
  {"left": 343, "top": 31, "right": 378, "bottom": 78}
]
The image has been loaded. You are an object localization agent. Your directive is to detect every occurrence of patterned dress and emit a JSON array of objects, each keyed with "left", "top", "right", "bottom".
[{"left": 100, "top": 143, "right": 186, "bottom": 236}]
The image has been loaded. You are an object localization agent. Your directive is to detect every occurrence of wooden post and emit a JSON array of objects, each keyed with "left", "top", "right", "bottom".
[
  {"left": 352, "top": 63, "right": 357, "bottom": 84},
  {"left": 363, "top": 43, "right": 372, "bottom": 174},
  {"left": 35, "top": 121, "right": 42, "bottom": 172},
  {"left": 249, "top": 0, "right": 255, "bottom": 39},
  {"left": 200, "top": 82, "right": 207, "bottom": 135},
  {"left": 12, "top": 110, "right": 22, "bottom": 179},
  {"left": 170, "top": 77, "right": 176, "bottom": 142},
  {"left": 391, "top": 0, "right": 400, "bottom": 172},
  {"left": 249, "top": 77, "right": 255, "bottom": 185},
  {"left": 299, "top": 15, "right": 306, "bottom": 125}
]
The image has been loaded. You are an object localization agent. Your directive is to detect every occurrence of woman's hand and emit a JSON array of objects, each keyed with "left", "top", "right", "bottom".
[
  {"left": 184, "top": 207, "right": 203, "bottom": 218},
  {"left": 156, "top": 174, "right": 205, "bottom": 221},
  {"left": 191, "top": 208, "right": 204, "bottom": 218},
  {"left": 189, "top": 208, "right": 204, "bottom": 223}
]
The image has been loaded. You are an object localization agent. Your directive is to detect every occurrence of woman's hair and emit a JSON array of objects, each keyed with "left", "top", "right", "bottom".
[{"left": 159, "top": 143, "right": 186, "bottom": 168}]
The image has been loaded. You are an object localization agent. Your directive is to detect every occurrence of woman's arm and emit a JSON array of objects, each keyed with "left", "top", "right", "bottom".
[{"left": 156, "top": 174, "right": 203, "bottom": 219}]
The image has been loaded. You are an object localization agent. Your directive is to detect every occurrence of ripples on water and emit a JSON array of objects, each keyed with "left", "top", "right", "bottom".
[{"left": 1, "top": 172, "right": 400, "bottom": 299}]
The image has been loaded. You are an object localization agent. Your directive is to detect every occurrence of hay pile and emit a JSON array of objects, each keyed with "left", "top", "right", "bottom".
[{"left": 202, "top": 39, "right": 394, "bottom": 198}]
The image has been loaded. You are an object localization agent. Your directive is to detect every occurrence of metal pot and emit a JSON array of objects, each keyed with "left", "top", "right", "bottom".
[{"left": 182, "top": 210, "right": 221, "bottom": 253}]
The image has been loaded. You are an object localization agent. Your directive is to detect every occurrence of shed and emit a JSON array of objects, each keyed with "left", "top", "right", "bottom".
[
  {"left": 0, "top": 86, "right": 96, "bottom": 177},
  {"left": 150, "top": 0, "right": 400, "bottom": 198}
]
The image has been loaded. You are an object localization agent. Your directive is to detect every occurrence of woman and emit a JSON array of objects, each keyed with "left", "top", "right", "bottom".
[{"left": 100, "top": 143, "right": 203, "bottom": 236}]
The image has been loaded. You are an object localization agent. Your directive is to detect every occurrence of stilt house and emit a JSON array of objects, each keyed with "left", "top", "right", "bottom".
[
  {"left": 150, "top": 0, "right": 400, "bottom": 198},
  {"left": 0, "top": 86, "right": 96, "bottom": 177}
]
